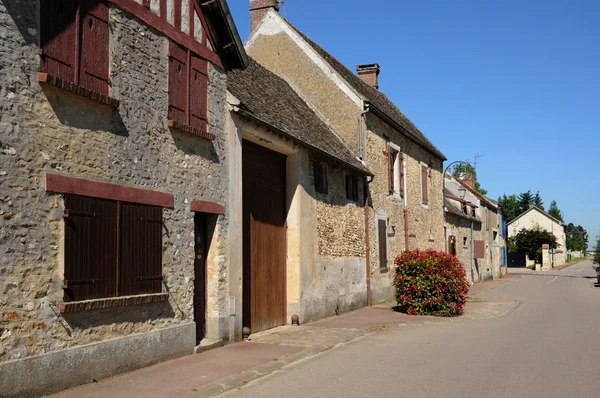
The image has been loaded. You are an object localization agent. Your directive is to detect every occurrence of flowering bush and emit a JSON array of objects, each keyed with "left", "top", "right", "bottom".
[{"left": 393, "top": 249, "right": 469, "bottom": 317}]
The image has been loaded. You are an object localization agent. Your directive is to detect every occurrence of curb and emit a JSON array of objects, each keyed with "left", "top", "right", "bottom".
[
  {"left": 181, "top": 345, "right": 332, "bottom": 398},
  {"left": 181, "top": 301, "right": 521, "bottom": 397}
]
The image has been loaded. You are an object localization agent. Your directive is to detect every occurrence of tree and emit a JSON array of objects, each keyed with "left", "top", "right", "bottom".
[
  {"left": 547, "top": 200, "right": 563, "bottom": 222},
  {"left": 593, "top": 235, "right": 600, "bottom": 266},
  {"left": 498, "top": 194, "right": 520, "bottom": 223},
  {"left": 517, "top": 190, "right": 534, "bottom": 214},
  {"left": 513, "top": 225, "right": 557, "bottom": 263},
  {"left": 566, "top": 223, "right": 588, "bottom": 252},
  {"left": 533, "top": 191, "right": 544, "bottom": 211},
  {"left": 452, "top": 163, "right": 488, "bottom": 195}
]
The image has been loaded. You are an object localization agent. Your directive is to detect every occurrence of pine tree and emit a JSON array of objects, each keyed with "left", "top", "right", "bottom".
[
  {"left": 517, "top": 191, "right": 533, "bottom": 214},
  {"left": 547, "top": 200, "right": 563, "bottom": 222}
]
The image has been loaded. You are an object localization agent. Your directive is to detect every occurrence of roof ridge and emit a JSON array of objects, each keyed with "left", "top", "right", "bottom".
[{"left": 282, "top": 19, "right": 446, "bottom": 160}]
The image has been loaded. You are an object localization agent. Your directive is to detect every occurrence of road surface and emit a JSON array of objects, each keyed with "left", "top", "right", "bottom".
[{"left": 222, "top": 260, "right": 600, "bottom": 398}]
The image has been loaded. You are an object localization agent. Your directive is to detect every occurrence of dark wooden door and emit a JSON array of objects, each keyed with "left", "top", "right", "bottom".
[
  {"left": 194, "top": 213, "right": 207, "bottom": 343},
  {"left": 243, "top": 141, "right": 286, "bottom": 333}
]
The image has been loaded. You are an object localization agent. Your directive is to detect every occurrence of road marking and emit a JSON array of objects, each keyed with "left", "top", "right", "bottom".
[
  {"left": 549, "top": 276, "right": 558, "bottom": 284},
  {"left": 577, "top": 269, "right": 584, "bottom": 272}
]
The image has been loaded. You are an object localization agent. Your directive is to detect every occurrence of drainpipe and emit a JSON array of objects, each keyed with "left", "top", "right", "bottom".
[
  {"left": 403, "top": 209, "right": 410, "bottom": 251},
  {"left": 364, "top": 175, "right": 374, "bottom": 307},
  {"left": 470, "top": 220, "right": 474, "bottom": 283},
  {"left": 358, "top": 105, "right": 371, "bottom": 161}
]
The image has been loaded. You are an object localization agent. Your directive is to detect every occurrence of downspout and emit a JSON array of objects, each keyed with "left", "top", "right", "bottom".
[
  {"left": 364, "top": 174, "right": 375, "bottom": 307},
  {"left": 358, "top": 105, "right": 371, "bottom": 160}
]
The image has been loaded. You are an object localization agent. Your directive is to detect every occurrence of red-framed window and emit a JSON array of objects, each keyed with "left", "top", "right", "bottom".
[
  {"left": 40, "top": 0, "right": 110, "bottom": 96},
  {"left": 63, "top": 194, "right": 163, "bottom": 302},
  {"left": 168, "top": 41, "right": 209, "bottom": 134}
]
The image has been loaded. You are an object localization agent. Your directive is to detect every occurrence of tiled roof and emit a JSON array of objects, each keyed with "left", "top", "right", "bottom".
[
  {"left": 287, "top": 22, "right": 446, "bottom": 161},
  {"left": 228, "top": 59, "right": 370, "bottom": 174}
]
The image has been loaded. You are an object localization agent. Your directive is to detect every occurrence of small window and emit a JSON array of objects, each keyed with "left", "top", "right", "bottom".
[
  {"left": 421, "top": 164, "right": 429, "bottom": 205},
  {"left": 314, "top": 161, "right": 328, "bottom": 194},
  {"left": 40, "top": 1, "right": 110, "bottom": 95},
  {"left": 63, "top": 194, "right": 163, "bottom": 302},
  {"left": 388, "top": 144, "right": 404, "bottom": 198},
  {"left": 346, "top": 175, "right": 359, "bottom": 202},
  {"left": 463, "top": 237, "right": 468, "bottom": 247}
]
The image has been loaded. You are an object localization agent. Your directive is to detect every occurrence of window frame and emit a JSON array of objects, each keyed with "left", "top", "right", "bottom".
[
  {"left": 345, "top": 174, "right": 359, "bottom": 203},
  {"left": 388, "top": 142, "right": 405, "bottom": 202},
  {"left": 313, "top": 161, "right": 329, "bottom": 195}
]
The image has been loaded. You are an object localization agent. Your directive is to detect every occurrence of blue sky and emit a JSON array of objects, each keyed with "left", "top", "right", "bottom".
[{"left": 230, "top": 1, "right": 600, "bottom": 245}]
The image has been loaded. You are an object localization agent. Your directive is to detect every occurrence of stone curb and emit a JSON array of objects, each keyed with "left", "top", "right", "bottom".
[{"left": 180, "top": 345, "right": 334, "bottom": 398}]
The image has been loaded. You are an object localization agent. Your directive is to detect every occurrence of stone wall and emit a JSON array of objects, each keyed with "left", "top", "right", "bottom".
[
  {"left": 0, "top": 2, "right": 230, "bottom": 366},
  {"left": 365, "top": 113, "right": 444, "bottom": 303}
]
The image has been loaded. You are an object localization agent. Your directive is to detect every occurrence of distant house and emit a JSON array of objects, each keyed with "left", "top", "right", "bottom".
[
  {"left": 507, "top": 206, "right": 566, "bottom": 267},
  {"left": 444, "top": 174, "right": 506, "bottom": 283}
]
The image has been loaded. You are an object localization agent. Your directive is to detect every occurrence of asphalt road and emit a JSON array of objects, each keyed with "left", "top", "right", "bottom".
[{"left": 222, "top": 260, "right": 600, "bottom": 398}]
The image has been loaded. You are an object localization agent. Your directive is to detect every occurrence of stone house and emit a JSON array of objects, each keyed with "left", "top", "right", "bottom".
[
  {"left": 0, "top": 0, "right": 247, "bottom": 396},
  {"left": 507, "top": 205, "right": 566, "bottom": 268},
  {"left": 226, "top": 58, "right": 372, "bottom": 332},
  {"left": 444, "top": 174, "right": 506, "bottom": 283},
  {"left": 245, "top": 1, "right": 447, "bottom": 305}
]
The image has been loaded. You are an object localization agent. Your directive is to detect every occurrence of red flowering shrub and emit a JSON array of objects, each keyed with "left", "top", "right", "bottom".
[{"left": 393, "top": 249, "right": 469, "bottom": 317}]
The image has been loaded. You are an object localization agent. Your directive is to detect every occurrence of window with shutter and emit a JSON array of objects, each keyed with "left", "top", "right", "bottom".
[
  {"left": 169, "top": 41, "right": 210, "bottom": 138},
  {"left": 40, "top": 0, "right": 110, "bottom": 96},
  {"left": 378, "top": 219, "right": 388, "bottom": 270},
  {"left": 63, "top": 194, "right": 163, "bottom": 301},
  {"left": 421, "top": 165, "right": 429, "bottom": 205},
  {"left": 388, "top": 144, "right": 405, "bottom": 199}
]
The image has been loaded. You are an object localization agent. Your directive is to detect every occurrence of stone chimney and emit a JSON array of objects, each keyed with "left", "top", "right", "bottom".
[
  {"left": 249, "top": 0, "right": 279, "bottom": 33},
  {"left": 356, "top": 63, "right": 380, "bottom": 89},
  {"left": 462, "top": 174, "right": 475, "bottom": 189}
]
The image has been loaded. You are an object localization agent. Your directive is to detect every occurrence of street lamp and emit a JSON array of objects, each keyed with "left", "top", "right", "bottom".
[
  {"left": 442, "top": 160, "right": 471, "bottom": 213},
  {"left": 458, "top": 187, "right": 467, "bottom": 200}
]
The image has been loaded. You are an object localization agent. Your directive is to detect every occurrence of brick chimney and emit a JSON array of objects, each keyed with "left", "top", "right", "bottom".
[
  {"left": 249, "top": 0, "right": 279, "bottom": 33},
  {"left": 462, "top": 174, "right": 475, "bottom": 189},
  {"left": 356, "top": 63, "right": 380, "bottom": 89}
]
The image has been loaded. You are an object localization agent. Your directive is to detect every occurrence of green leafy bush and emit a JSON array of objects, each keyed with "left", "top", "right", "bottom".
[{"left": 393, "top": 249, "right": 469, "bottom": 317}]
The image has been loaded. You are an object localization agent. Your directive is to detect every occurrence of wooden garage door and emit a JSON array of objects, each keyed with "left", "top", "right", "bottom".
[{"left": 242, "top": 141, "right": 286, "bottom": 333}]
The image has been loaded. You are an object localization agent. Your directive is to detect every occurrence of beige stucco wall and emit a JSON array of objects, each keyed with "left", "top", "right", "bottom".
[
  {"left": 247, "top": 12, "right": 445, "bottom": 305},
  {"left": 227, "top": 109, "right": 368, "bottom": 326},
  {"left": 508, "top": 208, "right": 566, "bottom": 267}
]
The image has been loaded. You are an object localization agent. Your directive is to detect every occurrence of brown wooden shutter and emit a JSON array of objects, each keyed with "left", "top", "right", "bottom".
[
  {"left": 378, "top": 219, "right": 388, "bottom": 269},
  {"left": 190, "top": 55, "right": 209, "bottom": 132},
  {"left": 169, "top": 41, "right": 188, "bottom": 126},
  {"left": 314, "top": 161, "right": 328, "bottom": 194},
  {"left": 421, "top": 165, "right": 429, "bottom": 205},
  {"left": 64, "top": 194, "right": 117, "bottom": 301},
  {"left": 40, "top": 0, "right": 78, "bottom": 83},
  {"left": 119, "top": 203, "right": 163, "bottom": 296},
  {"left": 79, "top": 0, "right": 110, "bottom": 95},
  {"left": 387, "top": 143, "right": 393, "bottom": 195},
  {"left": 474, "top": 240, "right": 485, "bottom": 259}
]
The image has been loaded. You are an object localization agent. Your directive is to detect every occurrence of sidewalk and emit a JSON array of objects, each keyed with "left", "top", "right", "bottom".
[{"left": 47, "top": 278, "right": 519, "bottom": 398}]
